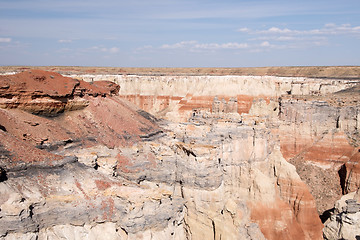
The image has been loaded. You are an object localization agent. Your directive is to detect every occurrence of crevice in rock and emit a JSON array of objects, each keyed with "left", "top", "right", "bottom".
[
  {"left": 252, "top": 128, "right": 256, "bottom": 147},
  {"left": 211, "top": 219, "right": 216, "bottom": 240},
  {"left": 0, "top": 167, "right": 7, "bottom": 182},
  {"left": 136, "top": 175, "right": 146, "bottom": 184},
  {"left": 0, "top": 124, "right": 6, "bottom": 132},
  {"left": 182, "top": 205, "right": 192, "bottom": 239},
  {"left": 278, "top": 97, "right": 283, "bottom": 117},
  {"left": 338, "top": 164, "right": 348, "bottom": 195},
  {"left": 119, "top": 227, "right": 128, "bottom": 235},
  {"left": 29, "top": 205, "right": 34, "bottom": 219},
  {"left": 180, "top": 181, "right": 184, "bottom": 199},
  {"left": 94, "top": 162, "right": 99, "bottom": 170},
  {"left": 176, "top": 144, "right": 196, "bottom": 157},
  {"left": 336, "top": 115, "right": 340, "bottom": 129},
  {"left": 320, "top": 208, "right": 334, "bottom": 223}
]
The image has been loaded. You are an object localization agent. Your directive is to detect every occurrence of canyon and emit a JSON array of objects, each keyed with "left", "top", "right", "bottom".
[{"left": 0, "top": 67, "right": 359, "bottom": 239}]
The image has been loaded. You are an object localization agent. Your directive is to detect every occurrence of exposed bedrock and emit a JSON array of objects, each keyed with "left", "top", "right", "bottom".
[
  {"left": 73, "top": 73, "right": 360, "bottom": 237},
  {"left": 102, "top": 119, "right": 323, "bottom": 240},
  {"left": 0, "top": 70, "right": 359, "bottom": 239},
  {"left": 279, "top": 96, "right": 360, "bottom": 216},
  {"left": 323, "top": 190, "right": 360, "bottom": 239},
  {"left": 71, "top": 75, "right": 357, "bottom": 122}
]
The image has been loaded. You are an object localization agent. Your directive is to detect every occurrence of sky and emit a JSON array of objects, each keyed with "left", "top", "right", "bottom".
[{"left": 0, "top": 0, "right": 360, "bottom": 67}]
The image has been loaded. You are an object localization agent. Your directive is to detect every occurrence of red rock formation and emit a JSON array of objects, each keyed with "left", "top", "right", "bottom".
[
  {"left": 250, "top": 200, "right": 308, "bottom": 240},
  {"left": 0, "top": 70, "right": 160, "bottom": 171},
  {"left": 0, "top": 70, "right": 78, "bottom": 97},
  {"left": 276, "top": 176, "right": 324, "bottom": 240},
  {"left": 280, "top": 130, "right": 357, "bottom": 165},
  {"left": 249, "top": 149, "right": 324, "bottom": 240},
  {"left": 0, "top": 70, "right": 120, "bottom": 115},
  {"left": 119, "top": 94, "right": 273, "bottom": 122},
  {"left": 0, "top": 129, "right": 64, "bottom": 169}
]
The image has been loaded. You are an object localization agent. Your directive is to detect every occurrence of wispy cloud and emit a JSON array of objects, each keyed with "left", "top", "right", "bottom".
[
  {"left": 139, "top": 37, "right": 325, "bottom": 54},
  {"left": 260, "top": 41, "right": 271, "bottom": 47},
  {"left": 158, "top": 40, "right": 249, "bottom": 51},
  {"left": 56, "top": 45, "right": 120, "bottom": 56},
  {"left": 139, "top": 23, "right": 359, "bottom": 55},
  {"left": 238, "top": 23, "right": 360, "bottom": 36},
  {"left": 108, "top": 47, "right": 120, "bottom": 54},
  {"left": 87, "top": 46, "right": 120, "bottom": 54},
  {"left": 234, "top": 23, "right": 360, "bottom": 52},
  {"left": 58, "top": 39, "right": 72, "bottom": 43},
  {"left": 195, "top": 42, "right": 249, "bottom": 50},
  {"left": 160, "top": 41, "right": 198, "bottom": 49},
  {"left": 0, "top": 38, "right": 11, "bottom": 43}
]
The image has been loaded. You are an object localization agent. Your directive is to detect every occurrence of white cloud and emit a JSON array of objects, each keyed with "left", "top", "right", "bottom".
[
  {"left": 159, "top": 40, "right": 248, "bottom": 51},
  {"left": 239, "top": 23, "right": 360, "bottom": 36},
  {"left": 260, "top": 41, "right": 270, "bottom": 47},
  {"left": 58, "top": 39, "right": 72, "bottom": 43},
  {"left": 136, "top": 23, "right": 359, "bottom": 54},
  {"left": 276, "top": 36, "right": 296, "bottom": 41},
  {"left": 88, "top": 46, "right": 119, "bottom": 54},
  {"left": 237, "top": 23, "right": 359, "bottom": 50},
  {"left": 108, "top": 47, "right": 119, "bottom": 53},
  {"left": 264, "top": 27, "right": 293, "bottom": 34},
  {"left": 195, "top": 42, "right": 248, "bottom": 50},
  {"left": 134, "top": 45, "right": 154, "bottom": 54},
  {"left": 324, "top": 23, "right": 336, "bottom": 28},
  {"left": 0, "top": 38, "right": 11, "bottom": 43},
  {"left": 160, "top": 41, "right": 197, "bottom": 49},
  {"left": 237, "top": 27, "right": 250, "bottom": 33}
]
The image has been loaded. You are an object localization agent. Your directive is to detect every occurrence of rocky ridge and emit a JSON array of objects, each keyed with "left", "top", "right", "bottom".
[{"left": 0, "top": 69, "right": 359, "bottom": 239}]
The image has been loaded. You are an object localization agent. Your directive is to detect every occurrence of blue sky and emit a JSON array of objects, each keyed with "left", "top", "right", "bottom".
[{"left": 0, "top": 0, "right": 360, "bottom": 67}]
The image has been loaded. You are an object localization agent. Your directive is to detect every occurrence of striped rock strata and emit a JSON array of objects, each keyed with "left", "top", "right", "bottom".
[{"left": 1, "top": 70, "right": 359, "bottom": 239}]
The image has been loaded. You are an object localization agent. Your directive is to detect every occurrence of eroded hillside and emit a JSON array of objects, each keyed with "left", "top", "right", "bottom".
[{"left": 0, "top": 68, "right": 359, "bottom": 239}]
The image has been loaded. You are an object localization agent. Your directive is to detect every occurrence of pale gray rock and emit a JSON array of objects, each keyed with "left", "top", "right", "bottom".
[{"left": 323, "top": 192, "right": 360, "bottom": 240}]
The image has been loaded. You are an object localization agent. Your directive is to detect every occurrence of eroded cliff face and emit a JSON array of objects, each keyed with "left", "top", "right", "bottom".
[
  {"left": 0, "top": 70, "right": 359, "bottom": 239},
  {"left": 72, "top": 73, "right": 360, "bottom": 237},
  {"left": 279, "top": 92, "right": 360, "bottom": 216}
]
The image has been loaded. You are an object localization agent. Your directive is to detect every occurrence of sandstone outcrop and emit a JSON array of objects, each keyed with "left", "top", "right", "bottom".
[
  {"left": 0, "top": 70, "right": 119, "bottom": 116},
  {"left": 1, "top": 69, "right": 359, "bottom": 239},
  {"left": 323, "top": 190, "right": 360, "bottom": 239},
  {"left": 84, "top": 74, "right": 358, "bottom": 215}
]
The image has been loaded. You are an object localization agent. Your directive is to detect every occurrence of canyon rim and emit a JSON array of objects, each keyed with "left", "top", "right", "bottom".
[{"left": 0, "top": 66, "right": 359, "bottom": 240}]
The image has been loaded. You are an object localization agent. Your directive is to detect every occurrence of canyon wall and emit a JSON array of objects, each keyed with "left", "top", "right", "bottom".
[
  {"left": 72, "top": 75, "right": 357, "bottom": 121},
  {"left": 0, "top": 70, "right": 359, "bottom": 239},
  {"left": 73, "top": 73, "right": 360, "bottom": 235}
]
